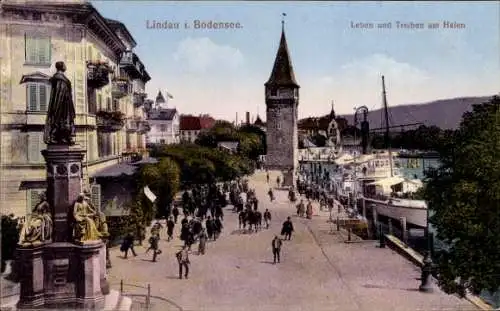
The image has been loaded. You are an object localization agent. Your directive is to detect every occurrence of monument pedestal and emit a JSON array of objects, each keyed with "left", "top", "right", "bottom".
[
  {"left": 16, "top": 244, "right": 45, "bottom": 309},
  {"left": 75, "top": 241, "right": 105, "bottom": 309}
]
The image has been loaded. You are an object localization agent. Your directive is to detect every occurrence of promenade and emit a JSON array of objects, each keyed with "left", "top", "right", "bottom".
[{"left": 107, "top": 170, "right": 478, "bottom": 311}]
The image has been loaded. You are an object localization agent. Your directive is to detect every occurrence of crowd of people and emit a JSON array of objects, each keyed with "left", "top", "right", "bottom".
[{"left": 118, "top": 172, "right": 333, "bottom": 279}]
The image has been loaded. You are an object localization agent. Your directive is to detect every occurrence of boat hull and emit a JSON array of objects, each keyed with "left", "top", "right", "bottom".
[{"left": 365, "top": 198, "right": 427, "bottom": 227}]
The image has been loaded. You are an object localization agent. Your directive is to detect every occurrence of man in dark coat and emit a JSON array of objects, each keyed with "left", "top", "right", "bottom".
[
  {"left": 176, "top": 246, "right": 190, "bottom": 279},
  {"left": 213, "top": 216, "right": 223, "bottom": 240},
  {"left": 44, "top": 61, "right": 76, "bottom": 145},
  {"left": 281, "top": 217, "right": 294, "bottom": 241},
  {"left": 172, "top": 205, "right": 180, "bottom": 223},
  {"left": 205, "top": 216, "right": 215, "bottom": 240},
  {"left": 166, "top": 217, "right": 175, "bottom": 241},
  {"left": 121, "top": 232, "right": 137, "bottom": 258},
  {"left": 263, "top": 209, "right": 272, "bottom": 229}
]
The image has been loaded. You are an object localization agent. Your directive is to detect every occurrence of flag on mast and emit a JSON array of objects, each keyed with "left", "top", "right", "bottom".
[
  {"left": 166, "top": 92, "right": 174, "bottom": 99},
  {"left": 144, "top": 186, "right": 157, "bottom": 203}
]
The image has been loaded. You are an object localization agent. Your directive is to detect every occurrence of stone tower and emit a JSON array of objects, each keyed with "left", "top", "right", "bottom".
[{"left": 265, "top": 20, "right": 299, "bottom": 187}]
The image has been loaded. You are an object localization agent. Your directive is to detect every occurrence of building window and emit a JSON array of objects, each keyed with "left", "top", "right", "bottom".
[
  {"left": 27, "top": 132, "right": 45, "bottom": 163},
  {"left": 27, "top": 189, "right": 45, "bottom": 216},
  {"left": 113, "top": 99, "right": 119, "bottom": 111},
  {"left": 160, "top": 124, "right": 167, "bottom": 132},
  {"left": 26, "top": 83, "right": 50, "bottom": 112},
  {"left": 277, "top": 122, "right": 282, "bottom": 130},
  {"left": 278, "top": 137, "right": 283, "bottom": 144},
  {"left": 25, "top": 35, "right": 51, "bottom": 65},
  {"left": 160, "top": 139, "right": 165, "bottom": 144},
  {"left": 107, "top": 97, "right": 112, "bottom": 111},
  {"left": 98, "top": 93, "right": 103, "bottom": 110}
]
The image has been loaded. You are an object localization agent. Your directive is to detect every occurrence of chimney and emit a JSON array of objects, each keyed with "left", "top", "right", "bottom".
[{"left": 246, "top": 111, "right": 250, "bottom": 124}]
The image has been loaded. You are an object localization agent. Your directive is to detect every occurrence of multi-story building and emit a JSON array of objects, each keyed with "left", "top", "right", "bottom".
[
  {"left": 146, "top": 91, "right": 179, "bottom": 145},
  {"left": 0, "top": 1, "right": 151, "bottom": 216},
  {"left": 179, "top": 115, "right": 215, "bottom": 143}
]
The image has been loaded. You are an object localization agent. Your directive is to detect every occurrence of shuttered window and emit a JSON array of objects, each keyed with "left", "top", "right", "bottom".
[
  {"left": 27, "top": 189, "right": 45, "bottom": 215},
  {"left": 75, "top": 68, "right": 85, "bottom": 113},
  {"left": 27, "top": 132, "right": 45, "bottom": 163},
  {"left": 98, "top": 94, "right": 103, "bottom": 110},
  {"left": 25, "top": 35, "right": 51, "bottom": 65},
  {"left": 90, "top": 184, "right": 101, "bottom": 212},
  {"left": 26, "top": 83, "right": 50, "bottom": 112}
]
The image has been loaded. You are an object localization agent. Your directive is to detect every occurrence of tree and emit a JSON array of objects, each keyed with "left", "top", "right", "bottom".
[
  {"left": 423, "top": 95, "right": 500, "bottom": 296},
  {"left": 138, "top": 158, "right": 180, "bottom": 217}
]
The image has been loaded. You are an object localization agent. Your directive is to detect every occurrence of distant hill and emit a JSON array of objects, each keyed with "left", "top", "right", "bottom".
[{"left": 334, "top": 96, "right": 495, "bottom": 130}]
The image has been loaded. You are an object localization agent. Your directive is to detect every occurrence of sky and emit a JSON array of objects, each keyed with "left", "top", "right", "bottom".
[{"left": 92, "top": 1, "right": 500, "bottom": 122}]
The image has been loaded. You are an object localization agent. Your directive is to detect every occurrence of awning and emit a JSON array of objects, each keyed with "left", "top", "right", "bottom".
[
  {"left": 91, "top": 163, "right": 138, "bottom": 178},
  {"left": 367, "top": 176, "right": 405, "bottom": 187},
  {"left": 130, "top": 157, "right": 158, "bottom": 165},
  {"left": 19, "top": 179, "right": 47, "bottom": 190}
]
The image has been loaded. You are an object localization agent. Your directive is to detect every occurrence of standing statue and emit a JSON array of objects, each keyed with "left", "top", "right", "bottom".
[
  {"left": 18, "top": 192, "right": 53, "bottom": 245},
  {"left": 73, "top": 193, "right": 101, "bottom": 242},
  {"left": 44, "top": 61, "right": 76, "bottom": 145}
]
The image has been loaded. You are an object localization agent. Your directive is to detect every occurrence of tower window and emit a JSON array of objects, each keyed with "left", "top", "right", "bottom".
[{"left": 271, "top": 89, "right": 277, "bottom": 96}]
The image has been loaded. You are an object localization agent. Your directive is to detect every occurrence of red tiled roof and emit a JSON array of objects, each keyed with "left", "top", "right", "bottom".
[{"left": 179, "top": 115, "right": 215, "bottom": 131}]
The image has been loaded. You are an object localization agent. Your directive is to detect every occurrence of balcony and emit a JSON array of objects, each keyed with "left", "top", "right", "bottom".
[
  {"left": 133, "top": 92, "right": 147, "bottom": 107},
  {"left": 111, "top": 78, "right": 130, "bottom": 99},
  {"left": 87, "top": 61, "right": 112, "bottom": 89},
  {"left": 96, "top": 110, "right": 125, "bottom": 132},
  {"left": 120, "top": 51, "right": 144, "bottom": 80},
  {"left": 126, "top": 119, "right": 138, "bottom": 132},
  {"left": 137, "top": 120, "right": 151, "bottom": 134}
]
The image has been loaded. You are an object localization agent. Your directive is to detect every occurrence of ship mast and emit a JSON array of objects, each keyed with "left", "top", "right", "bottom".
[{"left": 382, "top": 75, "right": 394, "bottom": 177}]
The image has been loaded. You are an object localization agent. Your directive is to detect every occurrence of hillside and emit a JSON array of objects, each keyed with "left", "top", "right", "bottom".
[{"left": 335, "top": 96, "right": 494, "bottom": 130}]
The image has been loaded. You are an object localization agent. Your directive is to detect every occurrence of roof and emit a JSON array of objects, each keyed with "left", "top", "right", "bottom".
[
  {"left": 156, "top": 91, "right": 166, "bottom": 103},
  {"left": 148, "top": 108, "right": 177, "bottom": 121},
  {"left": 265, "top": 27, "right": 299, "bottom": 88},
  {"left": 105, "top": 18, "right": 137, "bottom": 48},
  {"left": 180, "top": 115, "right": 215, "bottom": 131},
  {"left": 91, "top": 163, "right": 137, "bottom": 178},
  {"left": 254, "top": 115, "right": 264, "bottom": 126},
  {"left": 367, "top": 176, "right": 405, "bottom": 187}
]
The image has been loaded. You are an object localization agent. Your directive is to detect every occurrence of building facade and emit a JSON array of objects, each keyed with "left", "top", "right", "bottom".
[
  {"left": 264, "top": 23, "right": 299, "bottom": 187},
  {"left": 146, "top": 91, "right": 179, "bottom": 145},
  {"left": 179, "top": 115, "right": 215, "bottom": 143},
  {"left": 0, "top": 1, "right": 151, "bottom": 216}
]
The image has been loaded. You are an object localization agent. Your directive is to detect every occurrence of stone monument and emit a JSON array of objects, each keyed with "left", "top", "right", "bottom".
[
  {"left": 264, "top": 18, "right": 299, "bottom": 188},
  {"left": 13, "top": 61, "right": 127, "bottom": 310}
]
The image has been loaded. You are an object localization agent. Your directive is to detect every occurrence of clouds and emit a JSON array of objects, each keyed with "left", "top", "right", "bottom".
[
  {"left": 173, "top": 37, "right": 244, "bottom": 73},
  {"left": 299, "top": 53, "right": 498, "bottom": 118}
]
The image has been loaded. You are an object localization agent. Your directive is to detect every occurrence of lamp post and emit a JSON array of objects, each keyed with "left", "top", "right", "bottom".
[{"left": 419, "top": 205, "right": 433, "bottom": 292}]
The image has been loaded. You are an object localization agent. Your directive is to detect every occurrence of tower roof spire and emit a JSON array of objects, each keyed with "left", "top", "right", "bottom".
[{"left": 265, "top": 13, "right": 299, "bottom": 88}]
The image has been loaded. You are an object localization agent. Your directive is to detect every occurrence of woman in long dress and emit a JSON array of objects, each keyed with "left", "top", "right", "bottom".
[{"left": 19, "top": 193, "right": 52, "bottom": 245}]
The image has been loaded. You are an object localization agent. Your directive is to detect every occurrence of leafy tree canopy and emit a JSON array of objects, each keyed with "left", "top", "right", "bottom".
[{"left": 423, "top": 95, "right": 500, "bottom": 296}]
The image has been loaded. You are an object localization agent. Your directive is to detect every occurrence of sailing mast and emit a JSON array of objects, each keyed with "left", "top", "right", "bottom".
[{"left": 382, "top": 75, "right": 394, "bottom": 177}]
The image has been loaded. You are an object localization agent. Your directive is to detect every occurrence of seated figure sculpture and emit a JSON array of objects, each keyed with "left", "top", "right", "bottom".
[
  {"left": 19, "top": 192, "right": 53, "bottom": 245},
  {"left": 83, "top": 189, "right": 109, "bottom": 239},
  {"left": 73, "top": 193, "right": 101, "bottom": 242}
]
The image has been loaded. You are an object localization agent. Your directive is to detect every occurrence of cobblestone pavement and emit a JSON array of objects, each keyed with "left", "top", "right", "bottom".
[{"left": 108, "top": 170, "right": 478, "bottom": 311}]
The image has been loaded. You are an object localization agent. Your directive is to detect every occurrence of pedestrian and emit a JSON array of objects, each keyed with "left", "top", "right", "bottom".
[
  {"left": 214, "top": 216, "right": 223, "bottom": 240},
  {"left": 122, "top": 232, "right": 137, "bottom": 258},
  {"left": 149, "top": 234, "right": 161, "bottom": 262},
  {"left": 198, "top": 228, "right": 208, "bottom": 255},
  {"left": 266, "top": 171, "right": 270, "bottom": 184},
  {"left": 264, "top": 209, "right": 272, "bottom": 229},
  {"left": 306, "top": 200, "right": 313, "bottom": 219},
  {"left": 172, "top": 205, "right": 180, "bottom": 224},
  {"left": 166, "top": 217, "right": 175, "bottom": 241},
  {"left": 205, "top": 216, "right": 214, "bottom": 240},
  {"left": 268, "top": 188, "right": 274, "bottom": 202},
  {"left": 276, "top": 176, "right": 281, "bottom": 188},
  {"left": 272, "top": 235, "right": 282, "bottom": 264},
  {"left": 281, "top": 217, "right": 294, "bottom": 241},
  {"left": 176, "top": 246, "right": 190, "bottom": 279}
]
